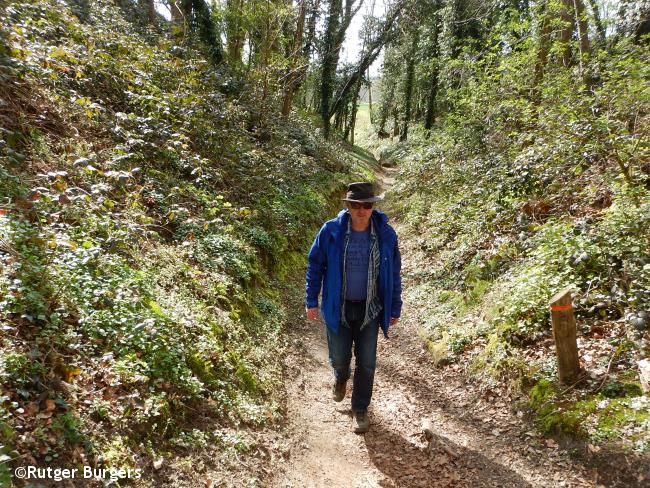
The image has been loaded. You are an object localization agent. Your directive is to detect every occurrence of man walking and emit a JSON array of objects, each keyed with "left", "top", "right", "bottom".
[{"left": 305, "top": 182, "right": 402, "bottom": 433}]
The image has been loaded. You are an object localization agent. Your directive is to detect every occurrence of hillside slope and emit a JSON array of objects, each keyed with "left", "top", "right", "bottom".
[
  {"left": 359, "top": 38, "right": 650, "bottom": 454},
  {"left": 0, "top": 1, "right": 364, "bottom": 485}
]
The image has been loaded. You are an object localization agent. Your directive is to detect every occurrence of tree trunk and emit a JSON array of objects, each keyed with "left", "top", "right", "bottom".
[
  {"left": 170, "top": 1, "right": 183, "bottom": 23},
  {"left": 282, "top": 0, "right": 307, "bottom": 117},
  {"left": 69, "top": 0, "right": 91, "bottom": 22},
  {"left": 322, "top": 0, "right": 361, "bottom": 137},
  {"left": 392, "top": 108, "right": 399, "bottom": 138},
  {"left": 336, "top": 0, "right": 362, "bottom": 54},
  {"left": 400, "top": 29, "right": 419, "bottom": 142},
  {"left": 586, "top": 0, "right": 606, "bottom": 45},
  {"left": 367, "top": 69, "right": 373, "bottom": 124},
  {"left": 335, "top": 103, "right": 344, "bottom": 131},
  {"left": 139, "top": 0, "right": 156, "bottom": 22},
  {"left": 347, "top": 75, "right": 363, "bottom": 143},
  {"left": 377, "top": 78, "right": 395, "bottom": 136},
  {"left": 303, "top": 0, "right": 321, "bottom": 58},
  {"left": 424, "top": 63, "right": 438, "bottom": 131},
  {"left": 226, "top": 0, "right": 246, "bottom": 64},
  {"left": 634, "top": 4, "right": 650, "bottom": 43},
  {"left": 178, "top": 0, "right": 224, "bottom": 64},
  {"left": 573, "top": 0, "right": 590, "bottom": 64},
  {"left": 328, "top": 0, "right": 405, "bottom": 120},
  {"left": 533, "top": 0, "right": 551, "bottom": 95},
  {"left": 292, "top": 0, "right": 321, "bottom": 99},
  {"left": 320, "top": 0, "right": 343, "bottom": 139},
  {"left": 424, "top": 8, "right": 440, "bottom": 131},
  {"left": 559, "top": 0, "right": 575, "bottom": 67},
  {"left": 261, "top": 5, "right": 271, "bottom": 102}
]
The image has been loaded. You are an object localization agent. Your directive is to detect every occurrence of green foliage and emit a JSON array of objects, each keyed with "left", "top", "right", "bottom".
[
  {"left": 527, "top": 376, "right": 649, "bottom": 445},
  {"left": 371, "top": 0, "right": 650, "bottom": 450},
  {"left": 0, "top": 0, "right": 355, "bottom": 472}
]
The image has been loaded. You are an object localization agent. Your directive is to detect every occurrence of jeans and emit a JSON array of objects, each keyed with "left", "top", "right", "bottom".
[{"left": 326, "top": 301, "right": 379, "bottom": 412}]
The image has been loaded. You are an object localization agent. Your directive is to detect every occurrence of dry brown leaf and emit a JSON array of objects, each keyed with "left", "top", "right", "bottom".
[
  {"left": 433, "top": 454, "right": 449, "bottom": 465},
  {"left": 25, "top": 402, "right": 39, "bottom": 416}
]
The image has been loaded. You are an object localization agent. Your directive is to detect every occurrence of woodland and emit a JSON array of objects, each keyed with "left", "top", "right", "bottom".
[{"left": 0, "top": 0, "right": 649, "bottom": 486}]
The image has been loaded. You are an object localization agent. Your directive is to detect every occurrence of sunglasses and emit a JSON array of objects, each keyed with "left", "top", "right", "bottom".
[{"left": 348, "top": 202, "right": 374, "bottom": 210}]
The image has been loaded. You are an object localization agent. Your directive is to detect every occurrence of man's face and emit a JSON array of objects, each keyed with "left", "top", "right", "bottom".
[{"left": 347, "top": 202, "right": 373, "bottom": 227}]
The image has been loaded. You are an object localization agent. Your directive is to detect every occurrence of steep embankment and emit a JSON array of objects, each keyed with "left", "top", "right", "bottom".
[
  {"left": 375, "top": 132, "right": 650, "bottom": 455},
  {"left": 0, "top": 1, "right": 366, "bottom": 485},
  {"left": 350, "top": 37, "right": 650, "bottom": 480},
  {"left": 275, "top": 156, "right": 649, "bottom": 488}
]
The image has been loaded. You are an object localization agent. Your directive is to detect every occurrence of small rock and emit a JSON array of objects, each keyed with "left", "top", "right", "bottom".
[{"left": 73, "top": 157, "right": 91, "bottom": 167}]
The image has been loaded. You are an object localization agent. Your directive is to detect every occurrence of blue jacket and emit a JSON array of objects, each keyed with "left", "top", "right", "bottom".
[{"left": 305, "top": 209, "right": 402, "bottom": 337}]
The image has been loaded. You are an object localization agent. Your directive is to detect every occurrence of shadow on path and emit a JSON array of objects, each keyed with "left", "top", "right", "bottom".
[{"left": 363, "top": 419, "right": 533, "bottom": 488}]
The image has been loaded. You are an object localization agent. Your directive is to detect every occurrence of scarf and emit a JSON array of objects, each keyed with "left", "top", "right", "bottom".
[{"left": 340, "top": 215, "right": 382, "bottom": 330}]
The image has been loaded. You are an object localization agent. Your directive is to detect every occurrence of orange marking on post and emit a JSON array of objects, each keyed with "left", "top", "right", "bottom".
[{"left": 550, "top": 304, "right": 573, "bottom": 311}]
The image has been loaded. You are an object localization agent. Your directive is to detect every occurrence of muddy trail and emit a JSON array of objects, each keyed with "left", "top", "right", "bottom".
[{"left": 267, "top": 154, "right": 650, "bottom": 488}]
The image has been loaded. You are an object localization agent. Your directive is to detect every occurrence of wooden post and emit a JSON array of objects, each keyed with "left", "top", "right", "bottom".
[{"left": 550, "top": 288, "right": 581, "bottom": 384}]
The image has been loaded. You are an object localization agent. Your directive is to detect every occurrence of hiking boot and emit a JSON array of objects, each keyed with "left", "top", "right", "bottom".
[
  {"left": 353, "top": 410, "right": 370, "bottom": 434},
  {"left": 332, "top": 380, "right": 347, "bottom": 402}
]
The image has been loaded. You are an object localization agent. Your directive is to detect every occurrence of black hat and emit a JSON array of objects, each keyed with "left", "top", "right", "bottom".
[{"left": 342, "top": 182, "right": 384, "bottom": 203}]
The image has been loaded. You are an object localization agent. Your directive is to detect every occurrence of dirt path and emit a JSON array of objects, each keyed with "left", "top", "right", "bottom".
[
  {"left": 272, "top": 162, "right": 643, "bottom": 488},
  {"left": 276, "top": 305, "right": 604, "bottom": 488}
]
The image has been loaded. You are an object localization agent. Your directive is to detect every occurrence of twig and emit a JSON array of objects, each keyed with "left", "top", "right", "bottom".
[
  {"left": 592, "top": 351, "right": 618, "bottom": 394},
  {"left": 0, "top": 237, "right": 18, "bottom": 257},
  {"left": 558, "top": 374, "right": 585, "bottom": 397},
  {"left": 0, "top": 452, "right": 30, "bottom": 465}
]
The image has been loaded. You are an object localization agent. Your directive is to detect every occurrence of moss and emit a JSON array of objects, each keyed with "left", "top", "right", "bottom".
[
  {"left": 528, "top": 378, "right": 650, "bottom": 440},
  {"left": 235, "top": 363, "right": 258, "bottom": 394},
  {"left": 471, "top": 332, "right": 512, "bottom": 377},
  {"left": 465, "top": 278, "right": 492, "bottom": 306},
  {"left": 529, "top": 379, "right": 555, "bottom": 409},
  {"left": 601, "top": 381, "right": 644, "bottom": 399},
  {"left": 438, "top": 290, "right": 455, "bottom": 302},
  {"left": 187, "top": 351, "right": 220, "bottom": 390},
  {"left": 274, "top": 250, "right": 306, "bottom": 281},
  {"left": 425, "top": 333, "right": 452, "bottom": 366},
  {"left": 148, "top": 300, "right": 165, "bottom": 317}
]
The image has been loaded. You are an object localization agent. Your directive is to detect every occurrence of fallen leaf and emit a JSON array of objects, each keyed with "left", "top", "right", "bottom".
[
  {"left": 63, "top": 366, "right": 81, "bottom": 383},
  {"left": 25, "top": 402, "right": 39, "bottom": 416},
  {"left": 587, "top": 444, "right": 600, "bottom": 453},
  {"left": 433, "top": 454, "right": 449, "bottom": 465}
]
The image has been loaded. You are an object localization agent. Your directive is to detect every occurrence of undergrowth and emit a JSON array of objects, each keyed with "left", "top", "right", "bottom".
[
  {"left": 362, "top": 35, "right": 650, "bottom": 449},
  {"left": 0, "top": 0, "right": 357, "bottom": 482}
]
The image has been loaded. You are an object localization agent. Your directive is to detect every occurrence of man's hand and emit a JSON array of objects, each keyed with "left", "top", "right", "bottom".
[
  {"left": 390, "top": 317, "right": 399, "bottom": 326},
  {"left": 306, "top": 307, "right": 320, "bottom": 321}
]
